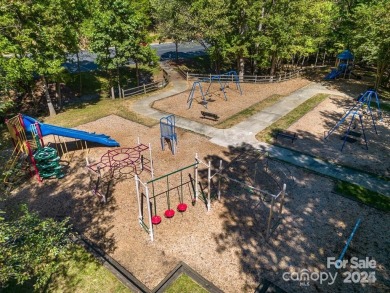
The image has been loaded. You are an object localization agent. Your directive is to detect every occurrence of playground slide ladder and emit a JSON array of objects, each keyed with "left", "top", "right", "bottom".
[{"left": 3, "top": 142, "right": 30, "bottom": 184}]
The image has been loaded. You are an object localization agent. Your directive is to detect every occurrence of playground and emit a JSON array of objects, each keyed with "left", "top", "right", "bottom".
[
  {"left": 152, "top": 78, "right": 310, "bottom": 125},
  {"left": 3, "top": 113, "right": 389, "bottom": 292},
  {"left": 274, "top": 93, "right": 390, "bottom": 178}
]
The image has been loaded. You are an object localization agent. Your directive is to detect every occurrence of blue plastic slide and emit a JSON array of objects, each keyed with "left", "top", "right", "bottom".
[
  {"left": 324, "top": 69, "right": 342, "bottom": 80},
  {"left": 22, "top": 115, "right": 120, "bottom": 147}
]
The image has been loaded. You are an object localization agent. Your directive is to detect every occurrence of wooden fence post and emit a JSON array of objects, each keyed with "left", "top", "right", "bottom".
[
  {"left": 111, "top": 87, "right": 115, "bottom": 99},
  {"left": 143, "top": 84, "right": 146, "bottom": 94}
]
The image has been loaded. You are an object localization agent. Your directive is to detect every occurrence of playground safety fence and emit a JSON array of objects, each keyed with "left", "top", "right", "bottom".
[
  {"left": 181, "top": 68, "right": 304, "bottom": 84},
  {"left": 120, "top": 68, "right": 170, "bottom": 99}
]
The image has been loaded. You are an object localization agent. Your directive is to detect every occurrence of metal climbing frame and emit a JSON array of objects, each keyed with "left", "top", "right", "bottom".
[
  {"left": 134, "top": 154, "right": 210, "bottom": 241},
  {"left": 86, "top": 139, "right": 154, "bottom": 202},
  {"left": 324, "top": 90, "right": 380, "bottom": 151},
  {"left": 4, "top": 114, "right": 41, "bottom": 183},
  {"left": 160, "top": 114, "right": 177, "bottom": 154},
  {"left": 212, "top": 158, "right": 287, "bottom": 240}
]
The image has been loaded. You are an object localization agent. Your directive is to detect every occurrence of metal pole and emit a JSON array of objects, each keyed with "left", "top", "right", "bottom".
[
  {"left": 278, "top": 184, "right": 286, "bottom": 215},
  {"left": 149, "top": 143, "right": 154, "bottom": 179},
  {"left": 145, "top": 184, "right": 153, "bottom": 241},
  {"left": 135, "top": 175, "right": 143, "bottom": 222},
  {"left": 338, "top": 219, "right": 361, "bottom": 263},
  {"left": 195, "top": 154, "right": 199, "bottom": 200},
  {"left": 147, "top": 162, "right": 198, "bottom": 184},
  {"left": 207, "top": 160, "right": 211, "bottom": 211},
  {"left": 218, "top": 160, "right": 222, "bottom": 200},
  {"left": 266, "top": 197, "right": 275, "bottom": 240}
]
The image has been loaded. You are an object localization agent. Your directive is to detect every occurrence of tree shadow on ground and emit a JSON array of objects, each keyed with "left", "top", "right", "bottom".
[
  {"left": 272, "top": 94, "right": 390, "bottom": 179},
  {"left": 198, "top": 143, "right": 390, "bottom": 292},
  {"left": 303, "top": 67, "right": 377, "bottom": 98},
  {"left": 1, "top": 154, "right": 120, "bottom": 253}
]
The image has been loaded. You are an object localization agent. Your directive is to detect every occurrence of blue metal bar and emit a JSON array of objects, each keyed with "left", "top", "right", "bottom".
[
  {"left": 359, "top": 114, "right": 368, "bottom": 150},
  {"left": 338, "top": 218, "right": 361, "bottom": 262}
]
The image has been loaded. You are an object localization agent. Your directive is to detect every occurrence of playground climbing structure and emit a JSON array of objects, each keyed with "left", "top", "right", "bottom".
[
  {"left": 135, "top": 154, "right": 211, "bottom": 241},
  {"left": 212, "top": 149, "right": 289, "bottom": 240},
  {"left": 324, "top": 50, "right": 360, "bottom": 80},
  {"left": 160, "top": 114, "right": 177, "bottom": 155},
  {"left": 4, "top": 113, "right": 120, "bottom": 184},
  {"left": 4, "top": 114, "right": 43, "bottom": 183},
  {"left": 324, "top": 90, "right": 381, "bottom": 151},
  {"left": 86, "top": 140, "right": 153, "bottom": 202}
]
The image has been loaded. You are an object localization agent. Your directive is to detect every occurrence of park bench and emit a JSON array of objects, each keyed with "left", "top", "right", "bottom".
[
  {"left": 275, "top": 130, "right": 298, "bottom": 143},
  {"left": 201, "top": 111, "right": 219, "bottom": 121}
]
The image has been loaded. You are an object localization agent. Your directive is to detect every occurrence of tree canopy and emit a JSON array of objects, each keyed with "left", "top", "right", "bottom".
[
  {"left": 0, "top": 205, "right": 72, "bottom": 289},
  {"left": 1, "top": 0, "right": 389, "bottom": 114}
]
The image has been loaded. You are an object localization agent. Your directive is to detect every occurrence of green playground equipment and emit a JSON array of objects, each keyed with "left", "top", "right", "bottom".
[{"left": 33, "top": 146, "right": 64, "bottom": 179}]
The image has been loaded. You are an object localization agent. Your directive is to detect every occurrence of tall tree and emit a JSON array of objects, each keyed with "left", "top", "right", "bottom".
[
  {"left": 352, "top": 0, "right": 390, "bottom": 89},
  {"left": 89, "top": 0, "right": 157, "bottom": 88},
  {"left": 151, "top": 0, "right": 194, "bottom": 61},
  {"left": 0, "top": 0, "right": 87, "bottom": 116},
  {"left": 191, "top": 0, "right": 230, "bottom": 72}
]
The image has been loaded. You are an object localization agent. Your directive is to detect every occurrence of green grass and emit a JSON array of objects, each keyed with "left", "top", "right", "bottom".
[
  {"left": 44, "top": 96, "right": 156, "bottom": 128},
  {"left": 65, "top": 66, "right": 157, "bottom": 97},
  {"left": 334, "top": 181, "right": 390, "bottom": 212},
  {"left": 165, "top": 274, "right": 208, "bottom": 293},
  {"left": 256, "top": 93, "right": 329, "bottom": 142},
  {"left": 2, "top": 245, "right": 131, "bottom": 293},
  {"left": 216, "top": 94, "right": 284, "bottom": 129}
]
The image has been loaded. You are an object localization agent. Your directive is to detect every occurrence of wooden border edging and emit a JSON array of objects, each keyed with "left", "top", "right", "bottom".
[
  {"left": 73, "top": 234, "right": 223, "bottom": 293},
  {"left": 152, "top": 261, "right": 224, "bottom": 293}
]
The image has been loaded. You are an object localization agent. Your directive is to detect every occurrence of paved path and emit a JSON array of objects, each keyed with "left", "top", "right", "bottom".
[{"left": 133, "top": 63, "right": 390, "bottom": 196}]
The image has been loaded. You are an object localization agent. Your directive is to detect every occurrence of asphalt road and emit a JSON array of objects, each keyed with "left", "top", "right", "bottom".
[
  {"left": 150, "top": 41, "right": 207, "bottom": 60},
  {"left": 68, "top": 41, "right": 207, "bottom": 63}
]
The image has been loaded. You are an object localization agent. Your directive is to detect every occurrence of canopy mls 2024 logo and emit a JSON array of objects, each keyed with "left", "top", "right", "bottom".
[{"left": 282, "top": 257, "right": 377, "bottom": 287}]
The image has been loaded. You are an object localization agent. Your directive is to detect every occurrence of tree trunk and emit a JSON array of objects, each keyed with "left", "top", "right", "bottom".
[
  {"left": 291, "top": 54, "right": 295, "bottom": 69},
  {"left": 77, "top": 52, "right": 82, "bottom": 94},
  {"left": 117, "top": 65, "right": 121, "bottom": 98},
  {"left": 56, "top": 82, "right": 62, "bottom": 110},
  {"left": 43, "top": 76, "right": 56, "bottom": 116},
  {"left": 253, "top": 7, "right": 265, "bottom": 75},
  {"left": 175, "top": 41, "right": 179, "bottom": 61},
  {"left": 270, "top": 52, "right": 277, "bottom": 76},
  {"left": 237, "top": 54, "right": 244, "bottom": 81},
  {"left": 314, "top": 50, "right": 319, "bottom": 67},
  {"left": 135, "top": 61, "right": 140, "bottom": 86},
  {"left": 375, "top": 61, "right": 387, "bottom": 90}
]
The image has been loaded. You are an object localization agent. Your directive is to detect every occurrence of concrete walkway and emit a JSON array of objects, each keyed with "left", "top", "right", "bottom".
[{"left": 133, "top": 63, "right": 390, "bottom": 196}]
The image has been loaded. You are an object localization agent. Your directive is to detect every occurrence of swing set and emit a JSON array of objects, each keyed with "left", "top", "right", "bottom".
[
  {"left": 324, "top": 90, "right": 381, "bottom": 151},
  {"left": 135, "top": 154, "right": 211, "bottom": 241},
  {"left": 187, "top": 71, "right": 242, "bottom": 109}
]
